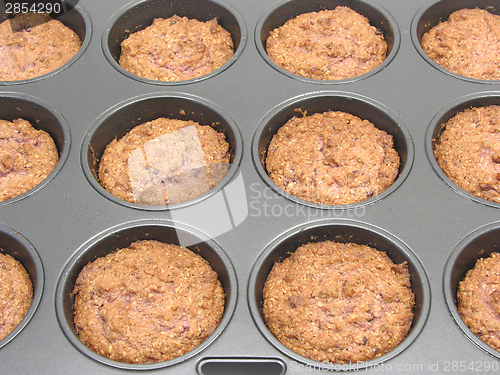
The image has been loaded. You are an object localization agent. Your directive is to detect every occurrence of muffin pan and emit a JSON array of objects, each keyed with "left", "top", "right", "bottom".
[{"left": 2, "top": 0, "right": 500, "bottom": 373}]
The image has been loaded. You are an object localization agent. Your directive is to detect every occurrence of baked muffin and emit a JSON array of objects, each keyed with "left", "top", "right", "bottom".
[
  {"left": 266, "top": 7, "right": 387, "bottom": 80},
  {"left": 433, "top": 105, "right": 500, "bottom": 203},
  {"left": 0, "top": 12, "right": 81, "bottom": 81},
  {"left": 72, "top": 240, "right": 225, "bottom": 364},
  {"left": 98, "top": 117, "right": 230, "bottom": 205},
  {"left": 119, "top": 15, "right": 234, "bottom": 81},
  {"left": 0, "top": 252, "right": 33, "bottom": 341},
  {"left": 421, "top": 8, "right": 500, "bottom": 80},
  {"left": 458, "top": 252, "right": 500, "bottom": 351},
  {"left": 265, "top": 110, "right": 400, "bottom": 205},
  {"left": 0, "top": 118, "right": 59, "bottom": 202},
  {"left": 263, "top": 241, "right": 414, "bottom": 364}
]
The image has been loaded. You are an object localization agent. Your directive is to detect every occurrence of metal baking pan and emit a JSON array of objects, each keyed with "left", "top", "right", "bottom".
[{"left": 2, "top": 0, "right": 500, "bottom": 373}]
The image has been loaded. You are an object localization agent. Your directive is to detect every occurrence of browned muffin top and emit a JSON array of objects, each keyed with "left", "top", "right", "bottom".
[
  {"left": 263, "top": 241, "right": 414, "bottom": 364},
  {"left": 421, "top": 8, "right": 500, "bottom": 80},
  {"left": 0, "top": 13, "right": 81, "bottom": 81},
  {"left": 119, "top": 15, "right": 234, "bottom": 81},
  {"left": 265, "top": 110, "right": 399, "bottom": 205},
  {"left": 0, "top": 118, "right": 59, "bottom": 202},
  {"left": 98, "top": 117, "right": 230, "bottom": 205},
  {"left": 458, "top": 252, "right": 500, "bottom": 352},
  {"left": 72, "top": 240, "right": 225, "bottom": 364},
  {"left": 266, "top": 7, "right": 387, "bottom": 80},
  {"left": 434, "top": 105, "right": 500, "bottom": 203},
  {"left": 0, "top": 252, "right": 33, "bottom": 341}
]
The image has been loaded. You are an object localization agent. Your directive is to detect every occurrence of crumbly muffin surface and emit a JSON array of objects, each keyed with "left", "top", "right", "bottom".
[
  {"left": 458, "top": 252, "right": 500, "bottom": 351},
  {"left": 119, "top": 15, "right": 234, "bottom": 81},
  {"left": 98, "top": 117, "right": 230, "bottom": 205},
  {"left": 433, "top": 105, "right": 500, "bottom": 203},
  {"left": 263, "top": 241, "right": 414, "bottom": 364},
  {"left": 265, "top": 110, "right": 399, "bottom": 205},
  {"left": 0, "top": 253, "right": 33, "bottom": 341},
  {"left": 421, "top": 8, "right": 500, "bottom": 80},
  {"left": 0, "top": 118, "right": 59, "bottom": 202},
  {"left": 72, "top": 240, "right": 225, "bottom": 364},
  {"left": 0, "top": 13, "right": 81, "bottom": 81},
  {"left": 266, "top": 7, "right": 387, "bottom": 80}
]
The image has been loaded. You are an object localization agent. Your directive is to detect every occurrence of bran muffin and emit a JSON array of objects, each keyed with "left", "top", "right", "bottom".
[
  {"left": 72, "top": 240, "right": 225, "bottom": 364},
  {"left": 421, "top": 8, "right": 500, "bottom": 80},
  {"left": 458, "top": 252, "right": 500, "bottom": 352},
  {"left": 265, "top": 110, "right": 400, "bottom": 205},
  {"left": 98, "top": 117, "right": 230, "bottom": 206},
  {"left": 0, "top": 118, "right": 59, "bottom": 202},
  {"left": 119, "top": 15, "right": 234, "bottom": 81},
  {"left": 0, "top": 252, "right": 33, "bottom": 341},
  {"left": 0, "top": 12, "right": 82, "bottom": 81},
  {"left": 433, "top": 105, "right": 500, "bottom": 204},
  {"left": 263, "top": 241, "right": 414, "bottom": 364},
  {"left": 265, "top": 7, "right": 387, "bottom": 80}
]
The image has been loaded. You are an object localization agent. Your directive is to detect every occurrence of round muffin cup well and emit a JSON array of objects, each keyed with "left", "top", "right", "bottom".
[
  {"left": 425, "top": 92, "right": 500, "bottom": 208},
  {"left": 81, "top": 92, "right": 242, "bottom": 210},
  {"left": 255, "top": 0, "right": 400, "bottom": 84},
  {"left": 102, "top": 0, "right": 246, "bottom": 85},
  {"left": 0, "top": 93, "right": 70, "bottom": 206},
  {"left": 0, "top": 223, "right": 44, "bottom": 349},
  {"left": 411, "top": 0, "right": 500, "bottom": 84},
  {"left": 252, "top": 91, "right": 414, "bottom": 209},
  {"left": 248, "top": 219, "right": 430, "bottom": 370},
  {"left": 55, "top": 220, "right": 237, "bottom": 370},
  {"left": 0, "top": 5, "right": 91, "bottom": 85},
  {"left": 444, "top": 222, "right": 500, "bottom": 359}
]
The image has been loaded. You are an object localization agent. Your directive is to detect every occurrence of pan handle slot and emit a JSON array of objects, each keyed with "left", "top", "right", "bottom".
[{"left": 197, "top": 357, "right": 286, "bottom": 375}]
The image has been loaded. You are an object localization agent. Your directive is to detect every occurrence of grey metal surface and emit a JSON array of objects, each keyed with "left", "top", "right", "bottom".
[{"left": 1, "top": 0, "right": 500, "bottom": 373}]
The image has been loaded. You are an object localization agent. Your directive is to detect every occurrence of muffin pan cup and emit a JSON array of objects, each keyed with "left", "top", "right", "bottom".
[
  {"left": 81, "top": 92, "right": 243, "bottom": 211},
  {"left": 425, "top": 92, "right": 500, "bottom": 209},
  {"left": 2, "top": 0, "right": 500, "bottom": 373},
  {"left": 411, "top": 0, "right": 500, "bottom": 84},
  {"left": 0, "top": 4, "right": 91, "bottom": 85},
  {"left": 55, "top": 220, "right": 237, "bottom": 371},
  {"left": 0, "top": 92, "right": 70, "bottom": 206},
  {"left": 252, "top": 91, "right": 414, "bottom": 209},
  {"left": 248, "top": 220, "right": 430, "bottom": 371},
  {"left": 0, "top": 223, "right": 43, "bottom": 349},
  {"left": 102, "top": 0, "right": 246, "bottom": 85},
  {"left": 256, "top": 0, "right": 400, "bottom": 84},
  {"left": 444, "top": 222, "right": 500, "bottom": 360}
]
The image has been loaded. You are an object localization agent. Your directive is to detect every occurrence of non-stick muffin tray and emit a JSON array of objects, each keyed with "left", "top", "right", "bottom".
[{"left": 2, "top": 0, "right": 500, "bottom": 373}]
